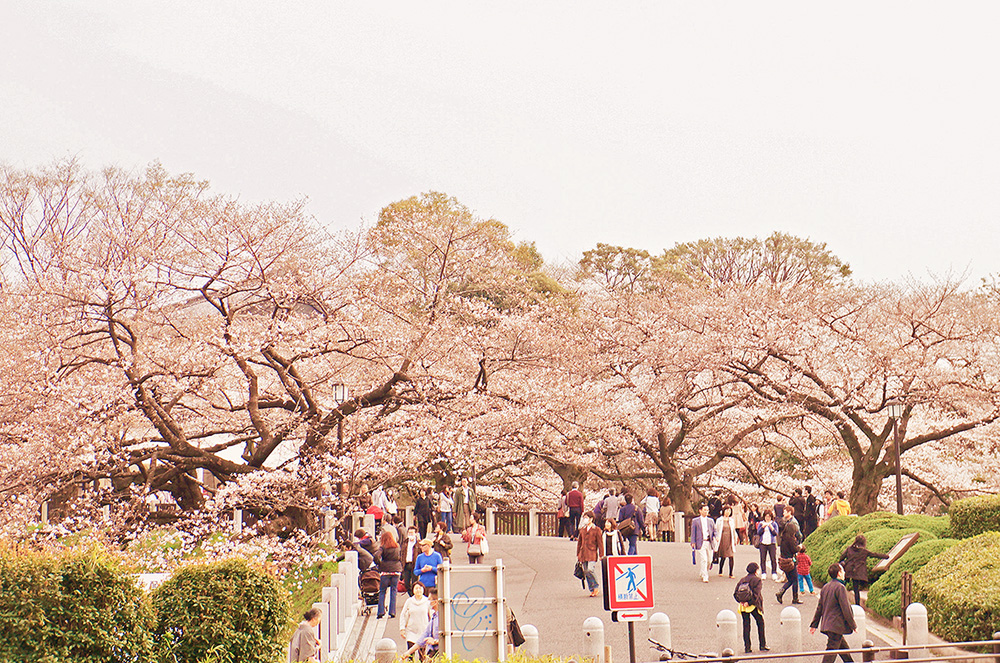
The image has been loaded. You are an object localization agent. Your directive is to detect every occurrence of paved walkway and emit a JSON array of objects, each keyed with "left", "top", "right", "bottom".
[{"left": 365, "top": 534, "right": 896, "bottom": 660}]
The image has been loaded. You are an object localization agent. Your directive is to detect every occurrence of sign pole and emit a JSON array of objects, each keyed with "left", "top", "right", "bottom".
[{"left": 628, "top": 622, "right": 636, "bottom": 663}]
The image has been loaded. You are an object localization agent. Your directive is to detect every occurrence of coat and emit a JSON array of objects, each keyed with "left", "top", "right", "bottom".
[
  {"left": 810, "top": 579, "right": 856, "bottom": 635},
  {"left": 839, "top": 543, "right": 889, "bottom": 582},
  {"left": 691, "top": 515, "right": 715, "bottom": 549},
  {"left": 375, "top": 545, "right": 402, "bottom": 575},
  {"left": 289, "top": 621, "right": 320, "bottom": 662},
  {"left": 733, "top": 572, "right": 764, "bottom": 610},
  {"left": 577, "top": 523, "right": 603, "bottom": 562},
  {"left": 713, "top": 516, "right": 737, "bottom": 556}
]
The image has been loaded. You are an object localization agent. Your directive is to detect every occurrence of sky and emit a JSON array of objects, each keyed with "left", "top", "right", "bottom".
[{"left": 2, "top": 2, "right": 999, "bottom": 283}]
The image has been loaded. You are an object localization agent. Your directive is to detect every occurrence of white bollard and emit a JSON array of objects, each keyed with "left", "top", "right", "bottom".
[
  {"left": 780, "top": 606, "right": 802, "bottom": 652},
  {"left": 529, "top": 508, "right": 539, "bottom": 536},
  {"left": 363, "top": 513, "right": 376, "bottom": 533},
  {"left": 716, "top": 609, "right": 739, "bottom": 655},
  {"left": 906, "top": 602, "right": 929, "bottom": 658},
  {"left": 233, "top": 509, "right": 243, "bottom": 534},
  {"left": 522, "top": 624, "right": 539, "bottom": 656},
  {"left": 649, "top": 612, "right": 672, "bottom": 652},
  {"left": 486, "top": 507, "right": 496, "bottom": 535},
  {"left": 583, "top": 617, "right": 605, "bottom": 663},
  {"left": 674, "top": 512, "right": 686, "bottom": 541},
  {"left": 41, "top": 501, "right": 49, "bottom": 527},
  {"left": 375, "top": 637, "right": 397, "bottom": 663},
  {"left": 845, "top": 604, "right": 867, "bottom": 650}
]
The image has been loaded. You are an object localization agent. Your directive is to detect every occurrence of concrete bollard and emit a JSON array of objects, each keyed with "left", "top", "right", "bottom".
[
  {"left": 674, "top": 511, "right": 686, "bottom": 541},
  {"left": 780, "top": 606, "right": 802, "bottom": 652},
  {"left": 906, "top": 602, "right": 928, "bottom": 658},
  {"left": 233, "top": 509, "right": 243, "bottom": 534},
  {"left": 529, "top": 508, "right": 539, "bottom": 536},
  {"left": 375, "top": 637, "right": 397, "bottom": 663},
  {"left": 40, "top": 501, "right": 49, "bottom": 527},
  {"left": 583, "top": 617, "right": 605, "bottom": 663},
  {"left": 649, "top": 612, "right": 672, "bottom": 652},
  {"left": 716, "top": 609, "right": 739, "bottom": 655},
  {"left": 845, "top": 605, "right": 867, "bottom": 650},
  {"left": 522, "top": 624, "right": 539, "bottom": 656},
  {"left": 486, "top": 507, "right": 496, "bottom": 535},
  {"left": 862, "top": 639, "right": 875, "bottom": 663}
]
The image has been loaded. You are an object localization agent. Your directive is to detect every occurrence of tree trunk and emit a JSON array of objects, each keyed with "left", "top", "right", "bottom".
[
  {"left": 849, "top": 463, "right": 886, "bottom": 515},
  {"left": 543, "top": 458, "right": 590, "bottom": 492}
]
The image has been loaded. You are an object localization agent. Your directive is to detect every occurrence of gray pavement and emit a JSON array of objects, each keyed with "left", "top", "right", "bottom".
[{"left": 371, "top": 534, "right": 893, "bottom": 660}]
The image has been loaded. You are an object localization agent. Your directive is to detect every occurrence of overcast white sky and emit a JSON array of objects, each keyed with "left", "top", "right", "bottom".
[{"left": 3, "top": 2, "right": 999, "bottom": 283}]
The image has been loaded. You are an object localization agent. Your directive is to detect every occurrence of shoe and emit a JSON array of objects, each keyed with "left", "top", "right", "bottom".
[
  {"left": 702, "top": 578, "right": 709, "bottom": 583},
  {"left": 760, "top": 646, "right": 770, "bottom": 652},
  {"left": 792, "top": 600, "right": 803, "bottom": 604},
  {"left": 590, "top": 589, "right": 600, "bottom": 597},
  {"left": 745, "top": 649, "right": 753, "bottom": 654},
  {"left": 775, "top": 592, "right": 783, "bottom": 604},
  {"left": 389, "top": 614, "right": 396, "bottom": 618},
  {"left": 772, "top": 573, "right": 778, "bottom": 581},
  {"left": 729, "top": 575, "right": 735, "bottom": 578}
]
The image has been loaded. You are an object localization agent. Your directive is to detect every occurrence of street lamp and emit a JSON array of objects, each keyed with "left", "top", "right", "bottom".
[
  {"left": 333, "top": 384, "right": 350, "bottom": 445},
  {"left": 886, "top": 400, "right": 905, "bottom": 515}
]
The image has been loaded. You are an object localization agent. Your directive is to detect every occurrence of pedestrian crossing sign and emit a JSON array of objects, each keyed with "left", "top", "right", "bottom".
[{"left": 603, "top": 555, "right": 654, "bottom": 611}]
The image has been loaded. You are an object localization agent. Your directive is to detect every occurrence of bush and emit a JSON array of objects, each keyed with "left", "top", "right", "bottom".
[
  {"left": 866, "top": 538, "right": 959, "bottom": 620},
  {"left": 949, "top": 494, "right": 1000, "bottom": 539},
  {"left": 913, "top": 531, "right": 1000, "bottom": 642},
  {"left": 151, "top": 558, "right": 290, "bottom": 663},
  {"left": 0, "top": 545, "right": 153, "bottom": 663}
]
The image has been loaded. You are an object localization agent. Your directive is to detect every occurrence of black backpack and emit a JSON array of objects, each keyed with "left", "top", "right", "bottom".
[{"left": 734, "top": 579, "right": 754, "bottom": 604}]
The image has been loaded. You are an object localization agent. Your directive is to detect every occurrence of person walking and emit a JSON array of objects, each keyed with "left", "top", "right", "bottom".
[
  {"left": 658, "top": 497, "right": 675, "bottom": 542},
  {"left": 461, "top": 512, "right": 488, "bottom": 564},
  {"left": 289, "top": 608, "right": 322, "bottom": 662},
  {"left": 810, "top": 563, "right": 857, "bottom": 663},
  {"left": 775, "top": 512, "right": 802, "bottom": 605},
  {"left": 734, "top": 562, "right": 769, "bottom": 654},
  {"left": 566, "top": 482, "right": 585, "bottom": 538},
  {"left": 399, "top": 581, "right": 432, "bottom": 655},
  {"left": 415, "top": 487, "right": 434, "bottom": 540},
  {"left": 804, "top": 486, "right": 820, "bottom": 538},
  {"left": 576, "top": 511, "right": 604, "bottom": 597},
  {"left": 789, "top": 488, "right": 806, "bottom": 530},
  {"left": 557, "top": 490, "right": 571, "bottom": 538},
  {"left": 401, "top": 525, "right": 419, "bottom": 596},
  {"left": 414, "top": 539, "right": 443, "bottom": 590},
  {"left": 602, "top": 517, "right": 625, "bottom": 556},
  {"left": 641, "top": 488, "right": 660, "bottom": 540},
  {"left": 432, "top": 521, "right": 453, "bottom": 561},
  {"left": 714, "top": 506, "right": 738, "bottom": 577},
  {"left": 731, "top": 497, "right": 748, "bottom": 545},
  {"left": 374, "top": 529, "right": 402, "bottom": 619},
  {"left": 756, "top": 510, "right": 779, "bottom": 581},
  {"left": 797, "top": 545, "right": 816, "bottom": 595},
  {"left": 604, "top": 488, "right": 621, "bottom": 523},
  {"left": 405, "top": 587, "right": 440, "bottom": 659},
  {"left": 691, "top": 504, "right": 716, "bottom": 583},
  {"left": 832, "top": 491, "right": 852, "bottom": 517},
  {"left": 454, "top": 477, "right": 477, "bottom": 532},
  {"left": 839, "top": 534, "right": 889, "bottom": 605},
  {"left": 438, "top": 486, "right": 455, "bottom": 533}
]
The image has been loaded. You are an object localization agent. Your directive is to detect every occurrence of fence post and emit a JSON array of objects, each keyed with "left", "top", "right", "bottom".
[
  {"left": 845, "top": 604, "right": 867, "bottom": 650},
  {"left": 716, "top": 609, "right": 739, "bottom": 655},
  {"left": 905, "top": 602, "right": 928, "bottom": 660},
  {"left": 487, "top": 507, "right": 496, "bottom": 535},
  {"left": 233, "top": 508, "right": 243, "bottom": 534},
  {"left": 674, "top": 511, "right": 685, "bottom": 541},
  {"left": 991, "top": 631, "right": 1000, "bottom": 663},
  {"left": 583, "top": 616, "right": 605, "bottom": 663},
  {"left": 649, "top": 612, "right": 671, "bottom": 652},
  {"left": 375, "top": 637, "right": 397, "bottom": 663},
  {"left": 529, "top": 508, "right": 539, "bottom": 536},
  {"left": 862, "top": 639, "right": 875, "bottom": 663},
  {"left": 405, "top": 505, "right": 414, "bottom": 528},
  {"left": 780, "top": 606, "right": 802, "bottom": 652},
  {"left": 522, "top": 624, "right": 539, "bottom": 656}
]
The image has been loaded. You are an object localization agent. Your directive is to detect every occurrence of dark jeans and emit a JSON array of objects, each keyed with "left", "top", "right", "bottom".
[
  {"left": 625, "top": 533, "right": 638, "bottom": 555},
  {"left": 403, "top": 562, "right": 415, "bottom": 595},
  {"left": 777, "top": 568, "right": 799, "bottom": 602},
  {"left": 377, "top": 573, "right": 399, "bottom": 617},
  {"left": 442, "top": 512, "right": 453, "bottom": 533},
  {"left": 821, "top": 632, "right": 854, "bottom": 663},
  {"left": 759, "top": 543, "right": 777, "bottom": 575},
  {"left": 558, "top": 516, "right": 571, "bottom": 538},
  {"left": 741, "top": 607, "right": 766, "bottom": 651},
  {"left": 569, "top": 508, "right": 582, "bottom": 537}
]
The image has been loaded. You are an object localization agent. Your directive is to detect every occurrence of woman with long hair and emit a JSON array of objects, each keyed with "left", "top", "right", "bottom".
[{"left": 374, "top": 529, "right": 402, "bottom": 619}]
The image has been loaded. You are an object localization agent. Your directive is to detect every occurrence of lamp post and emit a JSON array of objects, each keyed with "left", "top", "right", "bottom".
[
  {"left": 886, "top": 401, "right": 905, "bottom": 515},
  {"left": 333, "top": 383, "right": 350, "bottom": 445}
]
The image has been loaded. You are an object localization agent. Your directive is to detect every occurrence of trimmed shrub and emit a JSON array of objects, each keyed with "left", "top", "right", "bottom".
[
  {"left": 949, "top": 494, "right": 1000, "bottom": 539},
  {"left": 866, "top": 538, "right": 959, "bottom": 620},
  {"left": 152, "top": 558, "right": 290, "bottom": 663},
  {"left": 0, "top": 546, "right": 154, "bottom": 663},
  {"left": 913, "top": 531, "right": 1000, "bottom": 642}
]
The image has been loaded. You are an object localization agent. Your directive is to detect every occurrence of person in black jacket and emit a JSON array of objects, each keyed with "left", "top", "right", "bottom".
[
  {"left": 810, "top": 563, "right": 857, "bottom": 663},
  {"left": 839, "top": 534, "right": 889, "bottom": 605},
  {"left": 734, "top": 562, "right": 769, "bottom": 653},
  {"left": 803, "top": 486, "right": 820, "bottom": 538},
  {"left": 775, "top": 512, "right": 802, "bottom": 604},
  {"left": 374, "top": 529, "right": 402, "bottom": 618}
]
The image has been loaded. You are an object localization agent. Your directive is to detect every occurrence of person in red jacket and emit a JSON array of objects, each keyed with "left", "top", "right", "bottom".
[
  {"left": 566, "top": 481, "right": 585, "bottom": 538},
  {"left": 576, "top": 510, "right": 604, "bottom": 597}
]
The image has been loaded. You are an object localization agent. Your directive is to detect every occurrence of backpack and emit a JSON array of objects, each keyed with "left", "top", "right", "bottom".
[{"left": 734, "top": 580, "right": 754, "bottom": 604}]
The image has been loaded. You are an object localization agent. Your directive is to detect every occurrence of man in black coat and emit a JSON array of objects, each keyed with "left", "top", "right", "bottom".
[
  {"left": 789, "top": 488, "right": 806, "bottom": 530},
  {"left": 810, "top": 563, "right": 857, "bottom": 663},
  {"left": 803, "top": 486, "right": 820, "bottom": 538},
  {"left": 734, "top": 562, "right": 769, "bottom": 653}
]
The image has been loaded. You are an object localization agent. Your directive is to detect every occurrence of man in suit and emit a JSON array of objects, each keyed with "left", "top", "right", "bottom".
[
  {"left": 454, "top": 477, "right": 478, "bottom": 532},
  {"left": 810, "top": 563, "right": 857, "bottom": 663},
  {"left": 690, "top": 504, "right": 716, "bottom": 582}
]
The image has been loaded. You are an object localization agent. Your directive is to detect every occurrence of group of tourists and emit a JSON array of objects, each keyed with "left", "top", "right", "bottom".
[{"left": 558, "top": 483, "right": 677, "bottom": 545}]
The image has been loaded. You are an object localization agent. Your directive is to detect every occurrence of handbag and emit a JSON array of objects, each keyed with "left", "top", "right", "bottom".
[
  {"left": 778, "top": 556, "right": 796, "bottom": 573},
  {"left": 617, "top": 516, "right": 635, "bottom": 538},
  {"left": 573, "top": 561, "right": 585, "bottom": 579},
  {"left": 397, "top": 579, "right": 406, "bottom": 593},
  {"left": 751, "top": 533, "right": 761, "bottom": 549},
  {"left": 468, "top": 543, "right": 483, "bottom": 556},
  {"left": 509, "top": 612, "right": 526, "bottom": 647},
  {"left": 480, "top": 536, "right": 489, "bottom": 555}
]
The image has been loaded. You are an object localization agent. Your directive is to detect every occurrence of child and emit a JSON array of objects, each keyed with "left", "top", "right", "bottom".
[{"left": 796, "top": 545, "right": 815, "bottom": 595}]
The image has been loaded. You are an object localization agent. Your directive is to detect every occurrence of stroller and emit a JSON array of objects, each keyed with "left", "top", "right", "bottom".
[{"left": 359, "top": 568, "right": 381, "bottom": 615}]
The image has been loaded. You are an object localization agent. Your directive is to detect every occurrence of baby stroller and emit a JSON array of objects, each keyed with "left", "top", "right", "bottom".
[{"left": 359, "top": 568, "right": 381, "bottom": 615}]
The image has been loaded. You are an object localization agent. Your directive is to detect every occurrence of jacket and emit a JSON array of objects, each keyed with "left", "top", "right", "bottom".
[
  {"left": 839, "top": 543, "right": 889, "bottom": 582},
  {"left": 810, "top": 579, "right": 856, "bottom": 635},
  {"left": 399, "top": 595, "right": 431, "bottom": 644},
  {"left": 691, "top": 515, "right": 716, "bottom": 549},
  {"left": 375, "top": 545, "right": 403, "bottom": 575},
  {"left": 778, "top": 524, "right": 799, "bottom": 559},
  {"left": 796, "top": 551, "right": 812, "bottom": 575},
  {"left": 289, "top": 620, "right": 319, "bottom": 662},
  {"left": 733, "top": 572, "right": 764, "bottom": 610},
  {"left": 577, "top": 523, "right": 603, "bottom": 562},
  {"left": 618, "top": 503, "right": 645, "bottom": 531}
]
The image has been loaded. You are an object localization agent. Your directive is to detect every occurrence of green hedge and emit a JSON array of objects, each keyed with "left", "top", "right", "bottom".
[
  {"left": 949, "top": 494, "right": 1000, "bottom": 539},
  {"left": 866, "top": 538, "right": 959, "bottom": 619},
  {"left": 0, "top": 546, "right": 154, "bottom": 663},
  {"left": 152, "top": 558, "right": 290, "bottom": 663},
  {"left": 913, "top": 531, "right": 1000, "bottom": 642}
]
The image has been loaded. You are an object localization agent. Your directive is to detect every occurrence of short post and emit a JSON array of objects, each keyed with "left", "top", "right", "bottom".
[
  {"left": 375, "top": 637, "right": 397, "bottom": 663},
  {"left": 716, "top": 609, "right": 739, "bottom": 656},
  {"left": 405, "top": 505, "right": 414, "bottom": 528},
  {"left": 674, "top": 511, "right": 685, "bottom": 541},
  {"left": 721, "top": 648, "right": 735, "bottom": 661},
  {"left": 905, "top": 602, "right": 928, "bottom": 660},
  {"left": 312, "top": 601, "right": 330, "bottom": 660},
  {"left": 991, "top": 631, "right": 1000, "bottom": 663},
  {"left": 522, "top": 624, "right": 539, "bottom": 656},
  {"left": 845, "top": 605, "right": 867, "bottom": 650},
  {"left": 233, "top": 508, "right": 243, "bottom": 534},
  {"left": 102, "top": 504, "right": 111, "bottom": 521},
  {"left": 40, "top": 501, "right": 48, "bottom": 527},
  {"left": 780, "top": 606, "right": 802, "bottom": 652},
  {"left": 583, "top": 616, "right": 605, "bottom": 663},
  {"left": 363, "top": 513, "right": 376, "bottom": 533},
  {"left": 649, "top": 612, "right": 671, "bottom": 652},
  {"left": 862, "top": 639, "right": 875, "bottom": 663},
  {"left": 529, "top": 508, "right": 539, "bottom": 536},
  {"left": 486, "top": 507, "right": 496, "bottom": 535}
]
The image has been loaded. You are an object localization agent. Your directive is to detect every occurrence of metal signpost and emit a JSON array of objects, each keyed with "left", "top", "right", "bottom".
[{"left": 603, "top": 555, "right": 655, "bottom": 663}]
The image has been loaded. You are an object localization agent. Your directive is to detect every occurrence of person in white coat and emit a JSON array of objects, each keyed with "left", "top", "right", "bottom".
[
  {"left": 713, "top": 506, "right": 739, "bottom": 577},
  {"left": 399, "top": 581, "right": 433, "bottom": 654}
]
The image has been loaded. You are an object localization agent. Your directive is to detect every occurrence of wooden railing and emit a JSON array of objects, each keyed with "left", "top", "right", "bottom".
[{"left": 494, "top": 510, "right": 530, "bottom": 536}]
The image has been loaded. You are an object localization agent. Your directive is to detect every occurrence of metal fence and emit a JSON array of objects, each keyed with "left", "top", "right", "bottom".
[{"left": 659, "top": 638, "right": 1000, "bottom": 663}]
